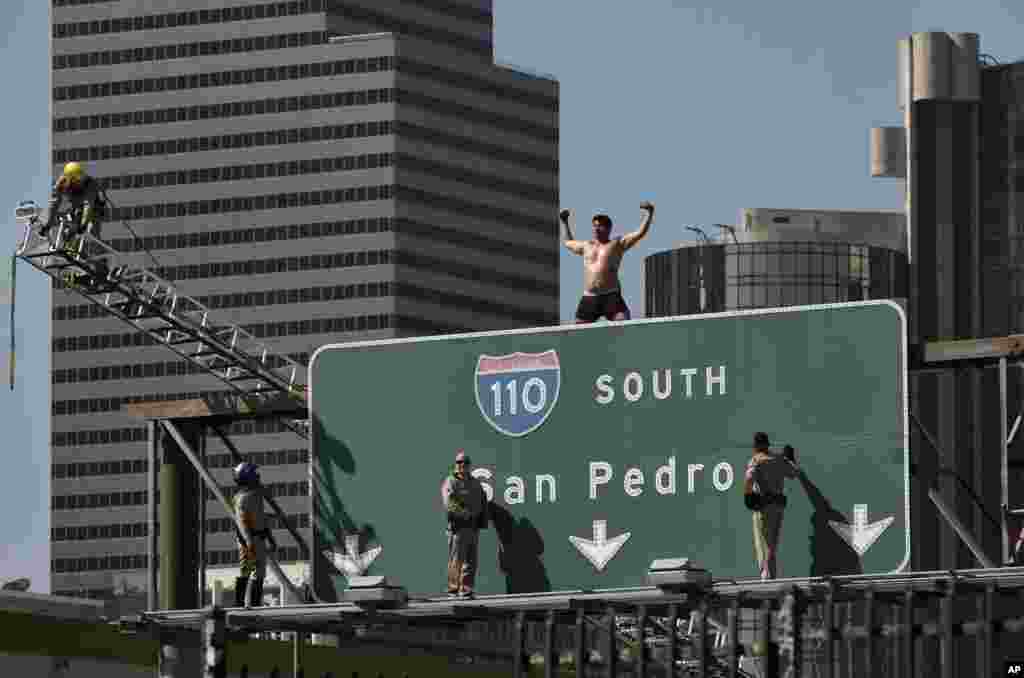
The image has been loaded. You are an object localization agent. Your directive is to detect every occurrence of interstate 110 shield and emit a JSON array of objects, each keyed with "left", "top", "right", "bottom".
[{"left": 309, "top": 301, "right": 908, "bottom": 599}]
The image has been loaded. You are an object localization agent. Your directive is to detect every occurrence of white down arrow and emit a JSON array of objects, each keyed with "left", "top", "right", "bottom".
[
  {"left": 829, "top": 504, "right": 894, "bottom": 556},
  {"left": 324, "top": 535, "right": 382, "bottom": 577},
  {"left": 569, "top": 520, "right": 631, "bottom": 572}
]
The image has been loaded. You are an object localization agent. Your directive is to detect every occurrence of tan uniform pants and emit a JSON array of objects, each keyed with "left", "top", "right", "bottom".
[
  {"left": 753, "top": 504, "right": 785, "bottom": 579},
  {"left": 447, "top": 527, "right": 480, "bottom": 594},
  {"left": 238, "top": 538, "right": 267, "bottom": 580}
]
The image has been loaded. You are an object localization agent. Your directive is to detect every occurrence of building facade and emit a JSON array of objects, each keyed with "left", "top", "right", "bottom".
[
  {"left": 645, "top": 210, "right": 909, "bottom": 318},
  {"left": 647, "top": 33, "right": 1024, "bottom": 582},
  {"left": 49, "top": 0, "right": 558, "bottom": 600}
]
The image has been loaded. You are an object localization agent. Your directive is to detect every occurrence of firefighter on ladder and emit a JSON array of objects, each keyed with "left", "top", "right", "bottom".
[
  {"left": 41, "top": 161, "right": 117, "bottom": 292},
  {"left": 43, "top": 161, "right": 106, "bottom": 251},
  {"left": 232, "top": 462, "right": 277, "bottom": 608}
]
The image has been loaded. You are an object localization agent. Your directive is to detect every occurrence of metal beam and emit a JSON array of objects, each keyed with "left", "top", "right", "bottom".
[
  {"left": 160, "top": 420, "right": 304, "bottom": 602},
  {"left": 123, "top": 394, "right": 306, "bottom": 422},
  {"left": 911, "top": 412, "right": 996, "bottom": 568},
  {"left": 922, "top": 334, "right": 1024, "bottom": 364},
  {"left": 1002, "top": 357, "right": 1011, "bottom": 565},
  {"left": 136, "top": 565, "right": 1024, "bottom": 632},
  {"left": 147, "top": 420, "right": 158, "bottom": 612},
  {"left": 210, "top": 425, "right": 313, "bottom": 564}
]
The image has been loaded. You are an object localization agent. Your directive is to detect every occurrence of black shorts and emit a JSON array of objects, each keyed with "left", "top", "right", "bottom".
[{"left": 576, "top": 290, "right": 631, "bottom": 322}]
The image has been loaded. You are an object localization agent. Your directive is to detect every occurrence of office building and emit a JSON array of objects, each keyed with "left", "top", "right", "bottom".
[
  {"left": 49, "top": 0, "right": 559, "bottom": 601},
  {"left": 645, "top": 207, "right": 909, "bottom": 317}
]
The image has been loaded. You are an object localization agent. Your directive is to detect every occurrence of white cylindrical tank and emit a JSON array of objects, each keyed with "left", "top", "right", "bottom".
[
  {"left": 912, "top": 32, "right": 952, "bottom": 101},
  {"left": 950, "top": 32, "right": 980, "bottom": 101},
  {"left": 871, "top": 127, "right": 907, "bottom": 178}
]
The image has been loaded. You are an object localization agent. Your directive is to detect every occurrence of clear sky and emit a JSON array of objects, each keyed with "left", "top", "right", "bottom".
[{"left": 2, "top": 1, "right": 1022, "bottom": 592}]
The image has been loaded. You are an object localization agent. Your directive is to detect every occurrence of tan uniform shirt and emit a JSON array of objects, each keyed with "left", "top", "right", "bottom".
[{"left": 747, "top": 452, "right": 797, "bottom": 495}]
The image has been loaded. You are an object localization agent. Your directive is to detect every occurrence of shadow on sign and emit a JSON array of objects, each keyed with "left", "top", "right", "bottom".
[
  {"left": 312, "top": 418, "right": 379, "bottom": 599},
  {"left": 797, "top": 472, "right": 863, "bottom": 577},
  {"left": 489, "top": 503, "right": 551, "bottom": 594}
]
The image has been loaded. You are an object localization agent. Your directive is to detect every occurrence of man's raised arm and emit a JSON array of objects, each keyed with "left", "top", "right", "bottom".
[
  {"left": 621, "top": 201, "right": 655, "bottom": 250},
  {"left": 560, "top": 209, "right": 585, "bottom": 255}
]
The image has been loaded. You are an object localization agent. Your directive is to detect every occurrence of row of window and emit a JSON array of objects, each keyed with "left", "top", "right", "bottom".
[
  {"left": 103, "top": 183, "right": 552, "bottom": 236},
  {"left": 54, "top": 388, "right": 230, "bottom": 417},
  {"left": 109, "top": 185, "right": 393, "bottom": 222},
  {"left": 53, "top": 88, "right": 557, "bottom": 146},
  {"left": 396, "top": 184, "right": 552, "bottom": 237},
  {"left": 205, "top": 481, "right": 311, "bottom": 501},
  {"left": 397, "top": 88, "right": 558, "bottom": 142},
  {"left": 395, "top": 152, "right": 555, "bottom": 204},
  {"left": 54, "top": 87, "right": 393, "bottom": 134},
  {"left": 53, "top": 313, "right": 392, "bottom": 353},
  {"left": 54, "top": 120, "right": 392, "bottom": 164},
  {"left": 54, "top": 31, "right": 329, "bottom": 70},
  {"left": 53, "top": 0, "right": 116, "bottom": 6},
  {"left": 395, "top": 57, "right": 557, "bottom": 109},
  {"left": 54, "top": 56, "right": 393, "bottom": 102},
  {"left": 61, "top": 282, "right": 388, "bottom": 324},
  {"left": 53, "top": 1, "right": 322, "bottom": 38},
  {"left": 151, "top": 249, "right": 391, "bottom": 283},
  {"left": 395, "top": 283, "right": 557, "bottom": 325},
  {"left": 103, "top": 217, "right": 391, "bottom": 256},
  {"left": 397, "top": 120, "right": 557, "bottom": 174},
  {"left": 56, "top": 280, "right": 389, "bottom": 325},
  {"left": 102, "top": 152, "right": 393, "bottom": 191},
  {"left": 319, "top": 2, "right": 490, "bottom": 57},
  {"left": 96, "top": 152, "right": 552, "bottom": 209},
  {"left": 51, "top": 513, "right": 310, "bottom": 542},
  {"left": 53, "top": 417, "right": 294, "bottom": 448},
  {"left": 52, "top": 482, "right": 310, "bottom": 511},
  {"left": 52, "top": 448, "right": 310, "bottom": 478},
  {"left": 398, "top": 217, "right": 557, "bottom": 268},
  {"left": 52, "top": 546, "right": 306, "bottom": 574}
]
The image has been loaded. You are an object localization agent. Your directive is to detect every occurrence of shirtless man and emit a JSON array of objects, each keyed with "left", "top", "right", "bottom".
[{"left": 560, "top": 202, "right": 654, "bottom": 323}]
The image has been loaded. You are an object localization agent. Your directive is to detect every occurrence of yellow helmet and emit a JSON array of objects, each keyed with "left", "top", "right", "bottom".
[{"left": 63, "top": 162, "right": 84, "bottom": 181}]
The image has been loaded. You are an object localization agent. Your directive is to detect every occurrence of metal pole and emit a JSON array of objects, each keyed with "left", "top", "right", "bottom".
[
  {"left": 636, "top": 604, "right": 647, "bottom": 678},
  {"left": 863, "top": 587, "right": 874, "bottom": 678},
  {"left": 912, "top": 412, "right": 996, "bottom": 568},
  {"left": 981, "top": 583, "right": 994, "bottom": 678},
  {"left": 605, "top": 606, "right": 616, "bottom": 678},
  {"left": 940, "top": 582, "right": 954, "bottom": 678},
  {"left": 293, "top": 632, "right": 304, "bottom": 678},
  {"left": 513, "top": 611, "right": 526, "bottom": 678},
  {"left": 787, "top": 588, "right": 803, "bottom": 678},
  {"left": 211, "top": 425, "right": 312, "bottom": 561},
  {"left": 1002, "top": 356, "right": 1010, "bottom": 565},
  {"left": 824, "top": 585, "right": 834, "bottom": 678},
  {"left": 695, "top": 600, "right": 707, "bottom": 678},
  {"left": 927, "top": 487, "right": 995, "bottom": 568},
  {"left": 161, "top": 420, "right": 304, "bottom": 601},
  {"left": 147, "top": 420, "right": 158, "bottom": 611},
  {"left": 203, "top": 605, "right": 227, "bottom": 678},
  {"left": 574, "top": 608, "right": 586, "bottom": 678},
  {"left": 759, "top": 600, "right": 776, "bottom": 678},
  {"left": 199, "top": 427, "right": 207, "bottom": 606},
  {"left": 544, "top": 609, "right": 557, "bottom": 678},
  {"left": 727, "top": 600, "right": 738, "bottom": 678},
  {"left": 903, "top": 590, "right": 915, "bottom": 678}
]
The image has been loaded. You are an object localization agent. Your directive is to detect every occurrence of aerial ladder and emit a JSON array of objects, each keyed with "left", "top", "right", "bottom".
[{"left": 13, "top": 199, "right": 318, "bottom": 604}]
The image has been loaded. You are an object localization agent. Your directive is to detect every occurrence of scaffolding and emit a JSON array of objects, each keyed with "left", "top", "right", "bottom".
[{"left": 14, "top": 201, "right": 315, "bottom": 604}]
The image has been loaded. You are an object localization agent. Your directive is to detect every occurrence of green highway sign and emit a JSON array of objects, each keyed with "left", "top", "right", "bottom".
[{"left": 310, "top": 301, "right": 908, "bottom": 598}]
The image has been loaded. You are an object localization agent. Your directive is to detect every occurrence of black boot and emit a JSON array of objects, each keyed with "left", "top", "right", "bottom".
[
  {"left": 246, "top": 577, "right": 265, "bottom": 608},
  {"left": 234, "top": 577, "right": 248, "bottom": 608}
]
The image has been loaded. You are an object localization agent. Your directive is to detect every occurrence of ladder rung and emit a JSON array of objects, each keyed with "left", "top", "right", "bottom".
[{"left": 227, "top": 374, "right": 263, "bottom": 382}]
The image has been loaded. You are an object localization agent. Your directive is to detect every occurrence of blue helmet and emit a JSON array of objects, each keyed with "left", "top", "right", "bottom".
[{"left": 233, "top": 462, "right": 260, "bottom": 486}]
